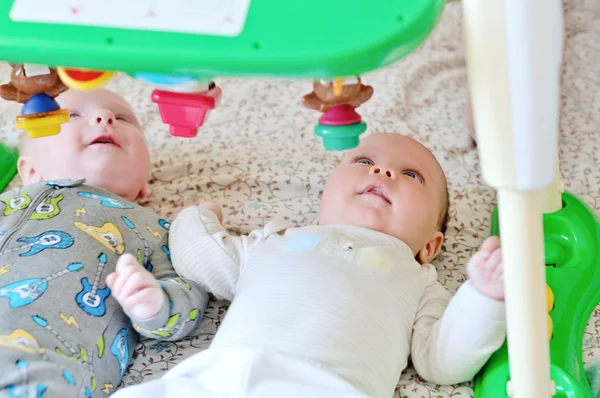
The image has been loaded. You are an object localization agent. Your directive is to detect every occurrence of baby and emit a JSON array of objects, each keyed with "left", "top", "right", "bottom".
[
  {"left": 0, "top": 89, "right": 208, "bottom": 397},
  {"left": 113, "top": 133, "right": 507, "bottom": 397}
]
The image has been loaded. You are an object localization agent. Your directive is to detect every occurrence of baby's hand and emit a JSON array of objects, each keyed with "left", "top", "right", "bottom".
[
  {"left": 106, "top": 254, "right": 165, "bottom": 320},
  {"left": 466, "top": 236, "right": 504, "bottom": 301},
  {"left": 198, "top": 200, "right": 223, "bottom": 223}
]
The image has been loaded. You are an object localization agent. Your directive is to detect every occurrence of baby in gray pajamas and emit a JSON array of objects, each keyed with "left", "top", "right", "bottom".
[{"left": 0, "top": 89, "right": 208, "bottom": 397}]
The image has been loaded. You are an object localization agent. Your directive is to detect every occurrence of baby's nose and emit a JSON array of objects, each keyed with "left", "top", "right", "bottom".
[
  {"left": 90, "top": 110, "right": 115, "bottom": 126},
  {"left": 369, "top": 165, "right": 396, "bottom": 180}
]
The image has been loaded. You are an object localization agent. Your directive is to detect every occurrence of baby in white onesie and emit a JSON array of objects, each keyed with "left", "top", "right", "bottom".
[{"left": 113, "top": 133, "right": 507, "bottom": 398}]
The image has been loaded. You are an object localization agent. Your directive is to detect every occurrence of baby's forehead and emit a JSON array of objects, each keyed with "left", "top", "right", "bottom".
[
  {"left": 58, "top": 89, "right": 134, "bottom": 113},
  {"left": 344, "top": 134, "right": 429, "bottom": 161}
]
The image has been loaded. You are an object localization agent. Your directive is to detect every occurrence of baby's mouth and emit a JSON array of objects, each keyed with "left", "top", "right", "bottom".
[
  {"left": 359, "top": 184, "right": 392, "bottom": 204},
  {"left": 89, "top": 135, "right": 121, "bottom": 148}
]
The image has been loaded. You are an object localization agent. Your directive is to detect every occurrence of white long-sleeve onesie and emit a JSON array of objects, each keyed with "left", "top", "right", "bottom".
[{"left": 117, "top": 206, "right": 507, "bottom": 398}]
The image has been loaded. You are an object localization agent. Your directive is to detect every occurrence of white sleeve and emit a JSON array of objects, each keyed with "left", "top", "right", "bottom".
[
  {"left": 169, "top": 206, "right": 254, "bottom": 302},
  {"left": 410, "top": 279, "right": 506, "bottom": 385}
]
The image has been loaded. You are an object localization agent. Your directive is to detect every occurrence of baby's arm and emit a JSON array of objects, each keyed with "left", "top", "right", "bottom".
[
  {"left": 168, "top": 201, "right": 249, "bottom": 301},
  {"left": 410, "top": 237, "right": 506, "bottom": 385},
  {"left": 106, "top": 202, "right": 249, "bottom": 339},
  {"left": 106, "top": 253, "right": 209, "bottom": 341}
]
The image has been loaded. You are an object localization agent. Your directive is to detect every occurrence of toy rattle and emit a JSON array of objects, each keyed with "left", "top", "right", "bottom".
[
  {"left": 0, "top": 64, "right": 69, "bottom": 138},
  {"left": 135, "top": 73, "right": 222, "bottom": 138},
  {"left": 303, "top": 76, "right": 373, "bottom": 150},
  {"left": 55, "top": 70, "right": 223, "bottom": 138}
]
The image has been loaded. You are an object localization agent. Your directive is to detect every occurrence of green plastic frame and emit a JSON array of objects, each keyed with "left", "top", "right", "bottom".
[
  {"left": 0, "top": 143, "right": 18, "bottom": 193},
  {"left": 475, "top": 192, "right": 600, "bottom": 398},
  {"left": 0, "top": 1, "right": 444, "bottom": 79}
]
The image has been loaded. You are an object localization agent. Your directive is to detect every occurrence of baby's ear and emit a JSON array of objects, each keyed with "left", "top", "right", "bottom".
[
  {"left": 138, "top": 183, "right": 149, "bottom": 200},
  {"left": 417, "top": 231, "right": 444, "bottom": 264},
  {"left": 17, "top": 156, "right": 43, "bottom": 186},
  {"left": 312, "top": 218, "right": 320, "bottom": 225}
]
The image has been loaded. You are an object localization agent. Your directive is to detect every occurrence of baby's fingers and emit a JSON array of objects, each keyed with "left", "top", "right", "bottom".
[
  {"left": 485, "top": 248, "right": 503, "bottom": 269},
  {"left": 466, "top": 250, "right": 490, "bottom": 274},
  {"left": 106, "top": 272, "right": 118, "bottom": 289},
  {"left": 123, "top": 286, "right": 164, "bottom": 320},
  {"left": 479, "top": 236, "right": 501, "bottom": 257},
  {"left": 107, "top": 256, "right": 145, "bottom": 297},
  {"left": 119, "top": 270, "right": 158, "bottom": 301},
  {"left": 115, "top": 253, "right": 140, "bottom": 273}
]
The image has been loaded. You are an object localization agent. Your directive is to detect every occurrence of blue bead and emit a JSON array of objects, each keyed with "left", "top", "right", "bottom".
[{"left": 21, "top": 93, "right": 60, "bottom": 115}]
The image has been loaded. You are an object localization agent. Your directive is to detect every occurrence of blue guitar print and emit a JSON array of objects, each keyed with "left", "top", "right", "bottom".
[
  {"left": 62, "top": 369, "right": 76, "bottom": 386},
  {"left": 78, "top": 192, "right": 134, "bottom": 209},
  {"left": 5, "top": 359, "right": 48, "bottom": 398},
  {"left": 122, "top": 216, "right": 149, "bottom": 266},
  {"left": 162, "top": 245, "right": 171, "bottom": 261},
  {"left": 32, "top": 315, "right": 89, "bottom": 363},
  {"left": 136, "top": 249, "right": 153, "bottom": 272},
  {"left": 1, "top": 230, "right": 74, "bottom": 257},
  {"left": 76, "top": 253, "right": 111, "bottom": 317},
  {"left": 111, "top": 328, "right": 129, "bottom": 379},
  {"left": 0, "top": 263, "right": 84, "bottom": 308},
  {"left": 32, "top": 315, "right": 97, "bottom": 394},
  {"left": 159, "top": 219, "right": 171, "bottom": 231}
]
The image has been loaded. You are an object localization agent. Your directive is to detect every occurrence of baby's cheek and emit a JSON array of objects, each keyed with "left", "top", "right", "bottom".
[
  {"left": 129, "top": 132, "right": 150, "bottom": 157},
  {"left": 394, "top": 199, "right": 432, "bottom": 235},
  {"left": 35, "top": 143, "right": 77, "bottom": 174}
]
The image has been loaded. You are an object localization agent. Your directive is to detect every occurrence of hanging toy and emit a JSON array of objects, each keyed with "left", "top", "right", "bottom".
[
  {"left": 302, "top": 76, "right": 374, "bottom": 150},
  {"left": 135, "top": 72, "right": 222, "bottom": 138},
  {"left": 56, "top": 67, "right": 115, "bottom": 91},
  {"left": 0, "top": 64, "right": 69, "bottom": 138}
]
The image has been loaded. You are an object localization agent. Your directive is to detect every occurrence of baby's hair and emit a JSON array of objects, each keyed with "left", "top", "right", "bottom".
[{"left": 438, "top": 186, "right": 450, "bottom": 235}]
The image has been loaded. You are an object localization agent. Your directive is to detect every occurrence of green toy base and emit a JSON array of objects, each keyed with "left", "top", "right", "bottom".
[
  {"left": 0, "top": 143, "right": 18, "bottom": 193},
  {"left": 0, "top": 1, "right": 445, "bottom": 79},
  {"left": 474, "top": 192, "right": 600, "bottom": 398},
  {"left": 314, "top": 122, "right": 367, "bottom": 151}
]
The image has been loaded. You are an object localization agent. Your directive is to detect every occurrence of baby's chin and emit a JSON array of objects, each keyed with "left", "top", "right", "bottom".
[{"left": 319, "top": 213, "right": 400, "bottom": 238}]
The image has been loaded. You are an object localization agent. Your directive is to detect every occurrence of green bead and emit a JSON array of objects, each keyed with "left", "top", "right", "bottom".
[{"left": 314, "top": 122, "right": 367, "bottom": 151}]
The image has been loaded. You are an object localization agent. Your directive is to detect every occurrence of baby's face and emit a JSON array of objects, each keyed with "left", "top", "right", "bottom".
[
  {"left": 19, "top": 89, "right": 150, "bottom": 201},
  {"left": 318, "top": 134, "right": 446, "bottom": 255}
]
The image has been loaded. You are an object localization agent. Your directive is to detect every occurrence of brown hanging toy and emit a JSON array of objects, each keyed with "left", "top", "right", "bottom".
[
  {"left": 0, "top": 63, "right": 70, "bottom": 138},
  {"left": 302, "top": 76, "right": 373, "bottom": 150}
]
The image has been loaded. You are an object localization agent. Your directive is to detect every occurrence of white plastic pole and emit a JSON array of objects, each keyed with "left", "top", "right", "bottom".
[
  {"left": 462, "top": 0, "right": 563, "bottom": 396},
  {"left": 541, "top": 158, "right": 563, "bottom": 215},
  {"left": 496, "top": 189, "right": 550, "bottom": 397}
]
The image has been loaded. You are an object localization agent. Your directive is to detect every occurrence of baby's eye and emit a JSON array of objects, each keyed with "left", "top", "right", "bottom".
[
  {"left": 353, "top": 157, "right": 373, "bottom": 166},
  {"left": 403, "top": 170, "right": 423, "bottom": 183},
  {"left": 115, "top": 115, "right": 132, "bottom": 123},
  {"left": 69, "top": 112, "right": 80, "bottom": 118}
]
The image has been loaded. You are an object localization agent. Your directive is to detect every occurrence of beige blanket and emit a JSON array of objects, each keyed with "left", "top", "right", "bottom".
[{"left": 1, "top": 1, "right": 599, "bottom": 395}]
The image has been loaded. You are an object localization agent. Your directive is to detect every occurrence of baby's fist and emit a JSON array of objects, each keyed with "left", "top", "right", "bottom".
[
  {"left": 467, "top": 236, "right": 504, "bottom": 301},
  {"left": 106, "top": 254, "right": 165, "bottom": 320}
]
